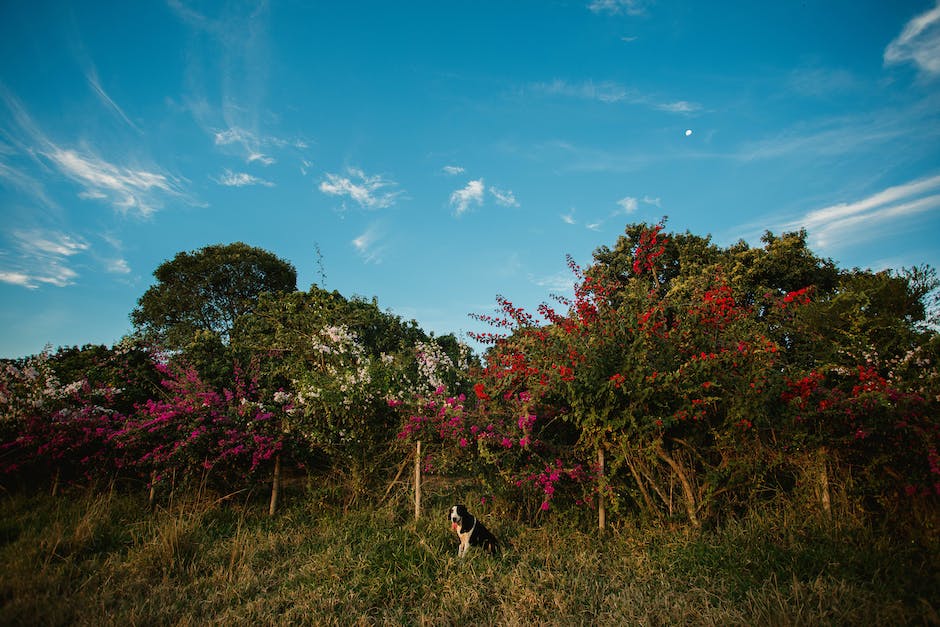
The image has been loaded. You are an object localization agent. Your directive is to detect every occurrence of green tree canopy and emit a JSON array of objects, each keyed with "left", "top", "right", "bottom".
[{"left": 131, "top": 242, "right": 297, "bottom": 350}]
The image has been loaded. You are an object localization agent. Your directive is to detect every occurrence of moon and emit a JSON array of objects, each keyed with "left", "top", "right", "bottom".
[{"left": 685, "top": 129, "right": 693, "bottom": 137}]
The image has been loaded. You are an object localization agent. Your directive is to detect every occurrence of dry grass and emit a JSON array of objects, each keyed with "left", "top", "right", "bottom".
[{"left": 0, "top": 485, "right": 936, "bottom": 625}]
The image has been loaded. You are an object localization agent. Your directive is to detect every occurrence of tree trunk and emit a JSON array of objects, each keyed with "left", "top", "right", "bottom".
[
  {"left": 657, "top": 444, "right": 699, "bottom": 527},
  {"left": 625, "top": 455, "right": 659, "bottom": 519},
  {"left": 414, "top": 441, "right": 422, "bottom": 521},
  {"left": 635, "top": 454, "right": 671, "bottom": 514},
  {"left": 598, "top": 447, "right": 606, "bottom": 533},
  {"left": 269, "top": 453, "right": 282, "bottom": 517}
]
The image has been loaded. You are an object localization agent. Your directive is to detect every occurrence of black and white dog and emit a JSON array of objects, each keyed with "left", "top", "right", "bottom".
[{"left": 449, "top": 504, "right": 499, "bottom": 557}]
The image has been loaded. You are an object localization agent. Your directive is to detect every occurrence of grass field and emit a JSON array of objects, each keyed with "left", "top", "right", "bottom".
[{"left": 0, "top": 482, "right": 937, "bottom": 625}]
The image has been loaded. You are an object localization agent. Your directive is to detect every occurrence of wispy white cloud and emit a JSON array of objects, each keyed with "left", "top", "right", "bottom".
[
  {"left": 106, "top": 258, "right": 131, "bottom": 274},
  {"left": 214, "top": 128, "right": 250, "bottom": 146},
  {"left": 530, "top": 271, "right": 577, "bottom": 293},
  {"left": 0, "top": 87, "right": 193, "bottom": 217},
  {"left": 617, "top": 196, "right": 638, "bottom": 213},
  {"left": 490, "top": 186, "right": 519, "bottom": 207},
  {"left": 216, "top": 169, "right": 274, "bottom": 187},
  {"left": 784, "top": 174, "right": 940, "bottom": 249},
  {"left": 97, "top": 233, "right": 131, "bottom": 276},
  {"left": 450, "top": 179, "right": 485, "bottom": 216},
  {"left": 319, "top": 167, "right": 401, "bottom": 209},
  {"left": 86, "top": 68, "right": 142, "bottom": 134},
  {"left": 15, "top": 230, "right": 89, "bottom": 257},
  {"left": 170, "top": 3, "right": 311, "bottom": 169},
  {"left": 212, "top": 126, "right": 279, "bottom": 165},
  {"left": 528, "top": 79, "right": 700, "bottom": 113},
  {"left": 209, "top": 126, "right": 307, "bottom": 165},
  {"left": 657, "top": 100, "right": 701, "bottom": 113},
  {"left": 787, "top": 66, "right": 860, "bottom": 97},
  {"left": 564, "top": 192, "right": 659, "bottom": 233},
  {"left": 0, "top": 229, "right": 89, "bottom": 289},
  {"left": 47, "top": 147, "right": 184, "bottom": 218},
  {"left": 532, "top": 79, "right": 631, "bottom": 104},
  {"left": 0, "top": 160, "right": 62, "bottom": 211},
  {"left": 0, "top": 271, "right": 35, "bottom": 288},
  {"left": 734, "top": 121, "right": 905, "bottom": 162},
  {"left": 519, "top": 138, "right": 668, "bottom": 173},
  {"left": 588, "top": 0, "right": 648, "bottom": 16},
  {"left": 442, "top": 165, "right": 465, "bottom": 175},
  {"left": 884, "top": 1, "right": 940, "bottom": 77},
  {"left": 247, "top": 151, "right": 275, "bottom": 166},
  {"left": 70, "top": 35, "right": 142, "bottom": 134},
  {"left": 351, "top": 224, "right": 386, "bottom": 264}
]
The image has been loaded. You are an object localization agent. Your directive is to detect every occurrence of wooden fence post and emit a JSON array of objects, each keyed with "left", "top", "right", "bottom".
[
  {"left": 269, "top": 453, "right": 281, "bottom": 517},
  {"left": 598, "top": 447, "right": 606, "bottom": 533},
  {"left": 148, "top": 470, "right": 157, "bottom": 510},
  {"left": 414, "top": 440, "right": 422, "bottom": 520}
]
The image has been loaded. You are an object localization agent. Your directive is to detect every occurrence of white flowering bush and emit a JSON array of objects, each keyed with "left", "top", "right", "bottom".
[
  {"left": 290, "top": 324, "right": 379, "bottom": 445},
  {"left": 233, "top": 288, "right": 476, "bottom": 484},
  {"left": 0, "top": 351, "right": 69, "bottom": 426}
]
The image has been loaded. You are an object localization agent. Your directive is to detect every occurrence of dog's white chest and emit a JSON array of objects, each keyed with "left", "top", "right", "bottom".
[{"left": 456, "top": 523, "right": 475, "bottom": 557}]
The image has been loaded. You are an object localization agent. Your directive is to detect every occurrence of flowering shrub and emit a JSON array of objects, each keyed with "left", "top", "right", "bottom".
[
  {"left": 0, "top": 352, "right": 74, "bottom": 429},
  {"left": 0, "top": 351, "right": 132, "bottom": 485},
  {"left": 231, "top": 286, "right": 476, "bottom": 491},
  {"left": 782, "top": 364, "right": 939, "bottom": 496},
  {"left": 418, "top": 223, "right": 858, "bottom": 523},
  {"left": 1, "top": 227, "right": 935, "bottom": 525},
  {"left": 110, "top": 360, "right": 283, "bottom": 489},
  {"left": 632, "top": 219, "right": 667, "bottom": 287},
  {"left": 392, "top": 382, "right": 590, "bottom": 512}
]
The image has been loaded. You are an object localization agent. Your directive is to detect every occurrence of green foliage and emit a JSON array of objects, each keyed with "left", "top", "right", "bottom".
[
  {"left": 459, "top": 220, "right": 939, "bottom": 524},
  {"left": 233, "top": 286, "right": 471, "bottom": 485},
  {"left": 48, "top": 341, "right": 162, "bottom": 414},
  {"left": 131, "top": 242, "right": 297, "bottom": 350},
  {"left": 731, "top": 230, "right": 839, "bottom": 300},
  {"left": 4, "top": 231, "right": 937, "bottom": 531}
]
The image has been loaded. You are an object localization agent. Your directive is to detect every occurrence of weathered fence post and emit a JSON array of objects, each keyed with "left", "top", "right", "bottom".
[
  {"left": 269, "top": 453, "right": 281, "bottom": 517},
  {"left": 148, "top": 470, "right": 157, "bottom": 510},
  {"left": 598, "top": 447, "right": 606, "bottom": 533},
  {"left": 414, "top": 440, "right": 422, "bottom": 520}
]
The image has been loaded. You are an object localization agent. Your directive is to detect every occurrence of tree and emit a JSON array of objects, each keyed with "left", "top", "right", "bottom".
[{"left": 131, "top": 243, "right": 297, "bottom": 351}]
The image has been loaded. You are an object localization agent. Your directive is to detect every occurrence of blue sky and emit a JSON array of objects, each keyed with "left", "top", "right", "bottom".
[{"left": 2, "top": 1, "right": 940, "bottom": 358}]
